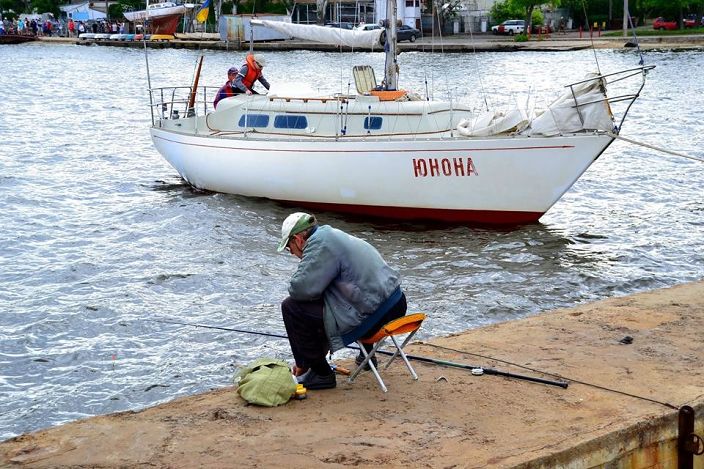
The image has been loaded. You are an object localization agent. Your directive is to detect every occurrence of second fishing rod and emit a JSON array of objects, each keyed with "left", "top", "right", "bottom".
[{"left": 152, "top": 318, "right": 569, "bottom": 389}]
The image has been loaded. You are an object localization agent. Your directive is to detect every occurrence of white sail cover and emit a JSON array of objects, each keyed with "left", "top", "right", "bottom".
[
  {"left": 251, "top": 19, "right": 384, "bottom": 49},
  {"left": 522, "top": 73, "right": 615, "bottom": 136}
]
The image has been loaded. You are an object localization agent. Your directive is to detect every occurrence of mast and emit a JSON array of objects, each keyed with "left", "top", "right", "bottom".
[{"left": 383, "top": 0, "right": 398, "bottom": 90}]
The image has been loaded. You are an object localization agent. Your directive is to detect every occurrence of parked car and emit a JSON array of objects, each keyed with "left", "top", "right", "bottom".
[
  {"left": 325, "top": 22, "right": 355, "bottom": 30},
  {"left": 397, "top": 24, "right": 420, "bottom": 42},
  {"left": 652, "top": 17, "right": 677, "bottom": 30},
  {"left": 491, "top": 19, "right": 526, "bottom": 35},
  {"left": 356, "top": 23, "right": 382, "bottom": 31},
  {"left": 683, "top": 17, "right": 697, "bottom": 28}
]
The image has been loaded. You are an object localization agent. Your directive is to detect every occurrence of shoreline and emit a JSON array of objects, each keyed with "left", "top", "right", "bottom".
[
  {"left": 36, "top": 33, "right": 704, "bottom": 52},
  {"left": 2, "top": 279, "right": 703, "bottom": 467}
]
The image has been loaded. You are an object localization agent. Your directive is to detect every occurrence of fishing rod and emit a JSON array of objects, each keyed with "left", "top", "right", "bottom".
[
  {"left": 153, "top": 318, "right": 288, "bottom": 339},
  {"left": 388, "top": 353, "right": 568, "bottom": 389},
  {"left": 152, "top": 318, "right": 569, "bottom": 388}
]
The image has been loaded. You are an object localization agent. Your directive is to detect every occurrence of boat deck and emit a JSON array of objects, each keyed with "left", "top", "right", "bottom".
[{"left": 2, "top": 281, "right": 703, "bottom": 467}]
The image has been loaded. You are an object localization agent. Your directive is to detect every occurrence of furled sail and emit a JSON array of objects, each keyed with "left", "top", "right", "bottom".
[
  {"left": 521, "top": 73, "right": 615, "bottom": 136},
  {"left": 251, "top": 19, "right": 384, "bottom": 49}
]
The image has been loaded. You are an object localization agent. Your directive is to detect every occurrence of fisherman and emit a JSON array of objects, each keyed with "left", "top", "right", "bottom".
[
  {"left": 212, "top": 66, "right": 239, "bottom": 109},
  {"left": 278, "top": 212, "right": 407, "bottom": 390},
  {"left": 233, "top": 54, "right": 270, "bottom": 95}
]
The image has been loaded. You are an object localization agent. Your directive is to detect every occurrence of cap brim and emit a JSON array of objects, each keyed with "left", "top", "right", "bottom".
[{"left": 276, "top": 236, "right": 289, "bottom": 252}]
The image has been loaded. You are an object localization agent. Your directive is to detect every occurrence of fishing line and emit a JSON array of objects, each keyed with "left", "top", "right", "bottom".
[
  {"left": 421, "top": 342, "right": 678, "bottom": 410},
  {"left": 151, "top": 318, "right": 566, "bottom": 387},
  {"left": 153, "top": 318, "right": 288, "bottom": 339}
]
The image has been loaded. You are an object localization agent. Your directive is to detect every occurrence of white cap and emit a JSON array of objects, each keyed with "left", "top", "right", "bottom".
[
  {"left": 253, "top": 54, "right": 266, "bottom": 68},
  {"left": 277, "top": 212, "right": 316, "bottom": 252}
]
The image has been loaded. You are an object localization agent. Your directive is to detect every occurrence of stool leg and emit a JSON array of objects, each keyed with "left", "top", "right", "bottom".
[
  {"left": 348, "top": 341, "right": 370, "bottom": 382},
  {"left": 382, "top": 329, "right": 419, "bottom": 371},
  {"left": 348, "top": 340, "right": 388, "bottom": 392},
  {"left": 367, "top": 340, "right": 388, "bottom": 393},
  {"left": 389, "top": 333, "right": 419, "bottom": 380}
]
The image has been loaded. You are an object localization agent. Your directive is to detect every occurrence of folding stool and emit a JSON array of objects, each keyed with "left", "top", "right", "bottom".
[{"left": 348, "top": 313, "right": 426, "bottom": 392}]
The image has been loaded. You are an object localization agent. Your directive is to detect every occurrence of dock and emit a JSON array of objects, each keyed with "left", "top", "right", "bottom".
[
  {"left": 1, "top": 280, "right": 703, "bottom": 467},
  {"left": 38, "top": 33, "right": 704, "bottom": 52}
]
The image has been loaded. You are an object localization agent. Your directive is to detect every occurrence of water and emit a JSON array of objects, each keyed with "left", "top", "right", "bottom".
[{"left": 1, "top": 42, "right": 703, "bottom": 440}]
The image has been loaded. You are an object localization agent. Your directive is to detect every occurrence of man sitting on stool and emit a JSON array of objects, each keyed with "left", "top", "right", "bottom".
[{"left": 278, "top": 213, "right": 407, "bottom": 390}]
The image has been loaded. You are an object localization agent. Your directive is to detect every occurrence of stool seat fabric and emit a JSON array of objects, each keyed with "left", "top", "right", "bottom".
[
  {"left": 359, "top": 313, "right": 426, "bottom": 344},
  {"left": 349, "top": 313, "right": 426, "bottom": 392}
]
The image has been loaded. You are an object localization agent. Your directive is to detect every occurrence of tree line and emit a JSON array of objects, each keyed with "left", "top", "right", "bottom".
[
  {"left": 491, "top": 0, "right": 704, "bottom": 29},
  {"left": 3, "top": 0, "right": 703, "bottom": 27}
]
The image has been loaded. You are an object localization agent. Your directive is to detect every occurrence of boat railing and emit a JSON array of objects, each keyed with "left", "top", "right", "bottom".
[
  {"left": 564, "top": 65, "right": 655, "bottom": 133},
  {"left": 148, "top": 85, "right": 218, "bottom": 125},
  {"left": 148, "top": 87, "right": 357, "bottom": 126}
]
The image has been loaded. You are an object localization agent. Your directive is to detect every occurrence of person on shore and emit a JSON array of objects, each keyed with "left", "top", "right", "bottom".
[
  {"left": 68, "top": 19, "right": 75, "bottom": 37},
  {"left": 233, "top": 54, "right": 270, "bottom": 95},
  {"left": 213, "top": 67, "right": 239, "bottom": 109},
  {"left": 278, "top": 212, "right": 407, "bottom": 390}
]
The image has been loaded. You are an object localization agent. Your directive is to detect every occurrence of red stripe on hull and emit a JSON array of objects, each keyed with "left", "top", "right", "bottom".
[{"left": 280, "top": 200, "right": 543, "bottom": 225}]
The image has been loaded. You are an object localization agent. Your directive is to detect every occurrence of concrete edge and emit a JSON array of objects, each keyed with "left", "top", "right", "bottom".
[{"left": 515, "top": 401, "right": 704, "bottom": 468}]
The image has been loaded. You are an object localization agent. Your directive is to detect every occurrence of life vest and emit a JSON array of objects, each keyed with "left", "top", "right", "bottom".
[
  {"left": 213, "top": 81, "right": 235, "bottom": 109},
  {"left": 241, "top": 54, "right": 262, "bottom": 90}
]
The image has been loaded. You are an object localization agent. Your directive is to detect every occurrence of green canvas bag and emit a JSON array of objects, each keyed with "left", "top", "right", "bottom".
[{"left": 233, "top": 358, "right": 297, "bottom": 407}]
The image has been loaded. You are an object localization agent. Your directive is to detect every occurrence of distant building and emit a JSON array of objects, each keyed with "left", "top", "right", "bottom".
[
  {"left": 291, "top": 0, "right": 420, "bottom": 28},
  {"left": 60, "top": 2, "right": 107, "bottom": 21},
  {"left": 291, "top": 0, "right": 376, "bottom": 25}
]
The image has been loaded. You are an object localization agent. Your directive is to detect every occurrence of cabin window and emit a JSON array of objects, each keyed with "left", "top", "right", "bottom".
[
  {"left": 238, "top": 114, "right": 269, "bottom": 128},
  {"left": 274, "top": 115, "right": 308, "bottom": 129},
  {"left": 364, "top": 116, "right": 383, "bottom": 130}
]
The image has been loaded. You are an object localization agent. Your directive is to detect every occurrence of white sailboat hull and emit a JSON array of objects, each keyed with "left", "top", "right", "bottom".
[
  {"left": 151, "top": 127, "right": 612, "bottom": 224},
  {"left": 123, "top": 4, "right": 187, "bottom": 21}
]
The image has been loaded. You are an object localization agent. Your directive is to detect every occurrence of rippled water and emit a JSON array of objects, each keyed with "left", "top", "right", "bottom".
[{"left": 1, "top": 42, "right": 703, "bottom": 440}]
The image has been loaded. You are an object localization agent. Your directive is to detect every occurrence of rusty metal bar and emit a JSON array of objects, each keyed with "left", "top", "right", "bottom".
[{"left": 679, "top": 405, "right": 695, "bottom": 469}]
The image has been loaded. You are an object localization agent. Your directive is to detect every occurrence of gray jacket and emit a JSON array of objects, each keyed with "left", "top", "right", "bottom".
[{"left": 288, "top": 225, "right": 401, "bottom": 352}]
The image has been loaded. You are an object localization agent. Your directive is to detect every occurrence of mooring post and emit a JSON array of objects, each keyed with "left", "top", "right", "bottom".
[{"left": 678, "top": 406, "right": 704, "bottom": 469}]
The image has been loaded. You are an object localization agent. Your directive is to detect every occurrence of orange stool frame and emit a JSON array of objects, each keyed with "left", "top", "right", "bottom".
[{"left": 348, "top": 313, "right": 426, "bottom": 392}]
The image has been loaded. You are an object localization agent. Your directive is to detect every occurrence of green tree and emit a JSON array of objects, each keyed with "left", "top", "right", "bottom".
[
  {"left": 491, "top": 0, "right": 559, "bottom": 28},
  {"left": 29, "top": 0, "right": 59, "bottom": 16},
  {"left": 490, "top": 0, "right": 524, "bottom": 24},
  {"left": 0, "top": 0, "right": 26, "bottom": 19},
  {"left": 235, "top": 0, "right": 288, "bottom": 16}
]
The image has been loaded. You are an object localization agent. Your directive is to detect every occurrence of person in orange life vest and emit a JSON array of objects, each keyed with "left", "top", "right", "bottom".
[
  {"left": 233, "top": 54, "right": 270, "bottom": 95},
  {"left": 213, "top": 67, "right": 239, "bottom": 109}
]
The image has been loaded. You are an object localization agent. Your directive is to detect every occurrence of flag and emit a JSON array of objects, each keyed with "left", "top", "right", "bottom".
[{"left": 195, "top": 0, "right": 211, "bottom": 23}]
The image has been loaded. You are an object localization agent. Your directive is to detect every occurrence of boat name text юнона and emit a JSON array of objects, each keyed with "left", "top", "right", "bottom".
[{"left": 412, "top": 157, "right": 479, "bottom": 178}]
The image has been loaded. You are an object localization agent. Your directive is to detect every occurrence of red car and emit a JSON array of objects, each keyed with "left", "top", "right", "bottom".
[{"left": 652, "top": 17, "right": 677, "bottom": 30}]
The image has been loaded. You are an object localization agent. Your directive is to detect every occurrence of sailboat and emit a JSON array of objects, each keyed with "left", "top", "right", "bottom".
[
  {"left": 147, "top": 5, "right": 653, "bottom": 225},
  {"left": 124, "top": 0, "right": 190, "bottom": 36}
]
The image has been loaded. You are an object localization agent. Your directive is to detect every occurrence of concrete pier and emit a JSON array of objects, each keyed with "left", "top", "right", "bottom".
[
  {"left": 1, "top": 280, "right": 703, "bottom": 467},
  {"left": 39, "top": 33, "right": 704, "bottom": 52}
]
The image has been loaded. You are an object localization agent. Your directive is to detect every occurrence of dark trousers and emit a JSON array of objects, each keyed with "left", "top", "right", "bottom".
[
  {"left": 281, "top": 293, "right": 407, "bottom": 371},
  {"left": 281, "top": 297, "right": 329, "bottom": 372}
]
